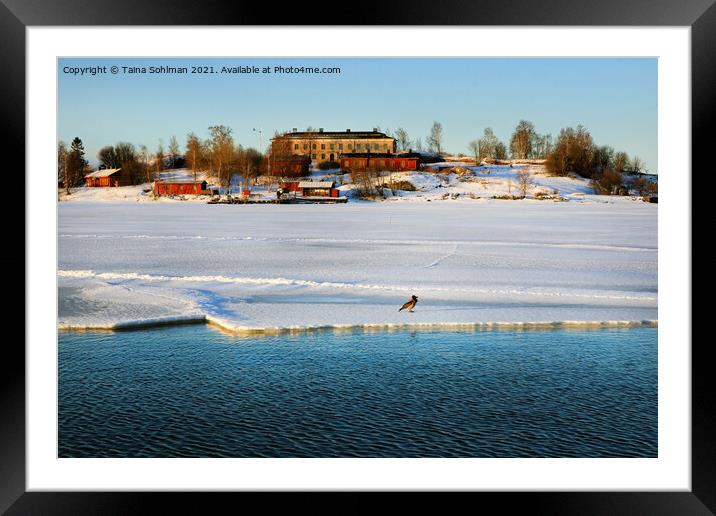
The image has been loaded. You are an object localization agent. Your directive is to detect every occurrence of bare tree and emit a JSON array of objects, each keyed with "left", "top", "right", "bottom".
[
  {"left": 395, "top": 128, "right": 411, "bottom": 152},
  {"left": 154, "top": 141, "right": 165, "bottom": 180},
  {"left": 613, "top": 151, "right": 630, "bottom": 174},
  {"left": 592, "top": 145, "right": 614, "bottom": 174},
  {"left": 185, "top": 133, "right": 202, "bottom": 182},
  {"left": 510, "top": 120, "right": 535, "bottom": 159},
  {"left": 98, "top": 146, "right": 119, "bottom": 169},
  {"left": 115, "top": 142, "right": 136, "bottom": 166},
  {"left": 244, "top": 147, "right": 263, "bottom": 185},
  {"left": 590, "top": 168, "right": 624, "bottom": 195},
  {"left": 168, "top": 135, "right": 180, "bottom": 169},
  {"left": 478, "top": 128, "right": 498, "bottom": 159},
  {"left": 629, "top": 176, "right": 652, "bottom": 196},
  {"left": 629, "top": 156, "right": 644, "bottom": 174},
  {"left": 468, "top": 139, "right": 482, "bottom": 165},
  {"left": 208, "top": 125, "right": 235, "bottom": 194},
  {"left": 427, "top": 121, "right": 443, "bottom": 155},
  {"left": 352, "top": 164, "right": 383, "bottom": 199},
  {"left": 269, "top": 133, "right": 297, "bottom": 190},
  {"left": 533, "top": 133, "right": 553, "bottom": 159},
  {"left": 138, "top": 145, "right": 152, "bottom": 183},
  {"left": 545, "top": 125, "right": 595, "bottom": 177},
  {"left": 515, "top": 168, "right": 533, "bottom": 197}
]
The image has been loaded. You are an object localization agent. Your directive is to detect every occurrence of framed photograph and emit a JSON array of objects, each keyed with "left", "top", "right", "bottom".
[{"left": 8, "top": 0, "right": 708, "bottom": 512}]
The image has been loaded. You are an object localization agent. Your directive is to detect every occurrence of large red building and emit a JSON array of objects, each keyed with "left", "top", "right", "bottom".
[
  {"left": 269, "top": 157, "right": 311, "bottom": 178},
  {"left": 153, "top": 179, "right": 213, "bottom": 196},
  {"left": 338, "top": 153, "right": 420, "bottom": 173}
]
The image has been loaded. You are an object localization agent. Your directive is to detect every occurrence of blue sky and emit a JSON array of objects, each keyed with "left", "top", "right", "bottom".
[{"left": 58, "top": 57, "right": 657, "bottom": 172}]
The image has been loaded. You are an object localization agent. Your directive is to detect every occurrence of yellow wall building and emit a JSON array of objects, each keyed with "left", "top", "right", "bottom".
[{"left": 272, "top": 128, "right": 396, "bottom": 163}]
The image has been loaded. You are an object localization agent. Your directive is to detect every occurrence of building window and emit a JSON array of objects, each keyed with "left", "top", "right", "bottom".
[
  {"left": 321, "top": 154, "right": 325, "bottom": 160},
  {"left": 348, "top": 144, "right": 352, "bottom": 150},
  {"left": 383, "top": 143, "right": 387, "bottom": 150},
  {"left": 312, "top": 144, "right": 316, "bottom": 150},
  {"left": 312, "top": 154, "right": 316, "bottom": 159},
  {"left": 294, "top": 144, "right": 299, "bottom": 150},
  {"left": 321, "top": 144, "right": 325, "bottom": 150},
  {"left": 356, "top": 143, "right": 361, "bottom": 149},
  {"left": 303, "top": 144, "right": 308, "bottom": 150},
  {"left": 339, "top": 143, "right": 343, "bottom": 150},
  {"left": 330, "top": 143, "right": 334, "bottom": 150}
]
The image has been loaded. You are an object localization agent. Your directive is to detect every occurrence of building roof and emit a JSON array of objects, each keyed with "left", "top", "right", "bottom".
[
  {"left": 85, "top": 168, "right": 122, "bottom": 178},
  {"left": 276, "top": 130, "right": 394, "bottom": 140},
  {"left": 298, "top": 181, "right": 334, "bottom": 188},
  {"left": 270, "top": 156, "right": 311, "bottom": 162},
  {"left": 155, "top": 179, "right": 207, "bottom": 184},
  {"left": 339, "top": 153, "right": 419, "bottom": 159}
]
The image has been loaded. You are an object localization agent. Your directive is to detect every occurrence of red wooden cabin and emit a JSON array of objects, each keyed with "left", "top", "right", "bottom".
[
  {"left": 153, "top": 179, "right": 211, "bottom": 196},
  {"left": 84, "top": 168, "right": 131, "bottom": 187},
  {"left": 297, "top": 181, "right": 339, "bottom": 197}
]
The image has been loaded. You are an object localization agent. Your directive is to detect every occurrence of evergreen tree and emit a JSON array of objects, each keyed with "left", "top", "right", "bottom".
[
  {"left": 67, "top": 137, "right": 88, "bottom": 188},
  {"left": 57, "top": 141, "right": 68, "bottom": 193}
]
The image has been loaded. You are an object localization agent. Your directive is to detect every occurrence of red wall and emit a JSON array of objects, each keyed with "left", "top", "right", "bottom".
[
  {"left": 85, "top": 171, "right": 131, "bottom": 187},
  {"left": 339, "top": 157, "right": 418, "bottom": 172},
  {"left": 155, "top": 182, "right": 206, "bottom": 195},
  {"left": 280, "top": 181, "right": 301, "bottom": 192},
  {"left": 270, "top": 159, "right": 310, "bottom": 177}
]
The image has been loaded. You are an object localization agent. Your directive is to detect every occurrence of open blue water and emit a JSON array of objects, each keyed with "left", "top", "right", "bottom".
[{"left": 58, "top": 326, "right": 657, "bottom": 458}]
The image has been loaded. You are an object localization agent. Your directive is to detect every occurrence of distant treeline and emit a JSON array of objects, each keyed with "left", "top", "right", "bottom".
[
  {"left": 464, "top": 120, "right": 652, "bottom": 195},
  {"left": 389, "top": 120, "right": 653, "bottom": 196},
  {"left": 59, "top": 121, "right": 653, "bottom": 197},
  {"left": 58, "top": 126, "right": 267, "bottom": 193}
]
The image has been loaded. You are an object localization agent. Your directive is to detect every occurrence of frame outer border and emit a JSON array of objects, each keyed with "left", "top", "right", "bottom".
[{"left": 5, "top": 0, "right": 711, "bottom": 513}]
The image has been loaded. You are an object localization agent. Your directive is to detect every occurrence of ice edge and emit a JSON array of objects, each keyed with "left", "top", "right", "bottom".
[{"left": 58, "top": 315, "right": 658, "bottom": 335}]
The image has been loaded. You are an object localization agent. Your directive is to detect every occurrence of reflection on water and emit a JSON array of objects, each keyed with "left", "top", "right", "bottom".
[{"left": 59, "top": 326, "right": 657, "bottom": 458}]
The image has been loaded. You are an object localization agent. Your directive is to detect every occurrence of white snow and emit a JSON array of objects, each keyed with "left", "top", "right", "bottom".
[
  {"left": 59, "top": 168, "right": 218, "bottom": 203},
  {"left": 58, "top": 168, "right": 658, "bottom": 334},
  {"left": 60, "top": 164, "right": 648, "bottom": 207}
]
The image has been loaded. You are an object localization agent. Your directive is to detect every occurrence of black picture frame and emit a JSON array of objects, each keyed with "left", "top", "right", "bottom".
[{"left": 6, "top": 0, "right": 707, "bottom": 513}]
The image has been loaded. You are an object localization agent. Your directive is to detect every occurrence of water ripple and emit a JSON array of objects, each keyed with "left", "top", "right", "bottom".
[{"left": 59, "top": 327, "right": 657, "bottom": 458}]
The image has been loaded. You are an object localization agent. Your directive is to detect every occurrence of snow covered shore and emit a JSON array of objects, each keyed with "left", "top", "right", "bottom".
[{"left": 58, "top": 194, "right": 657, "bottom": 334}]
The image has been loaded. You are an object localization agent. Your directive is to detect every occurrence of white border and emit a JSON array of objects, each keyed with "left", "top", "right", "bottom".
[{"left": 27, "top": 27, "right": 690, "bottom": 491}]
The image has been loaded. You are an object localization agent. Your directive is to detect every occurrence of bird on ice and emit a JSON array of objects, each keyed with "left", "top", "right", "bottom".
[{"left": 399, "top": 295, "right": 419, "bottom": 312}]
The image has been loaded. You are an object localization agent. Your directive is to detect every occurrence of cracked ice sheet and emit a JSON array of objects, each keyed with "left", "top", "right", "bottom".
[{"left": 58, "top": 200, "right": 657, "bottom": 331}]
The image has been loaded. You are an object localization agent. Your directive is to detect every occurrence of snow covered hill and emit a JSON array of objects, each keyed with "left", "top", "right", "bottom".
[{"left": 59, "top": 164, "right": 649, "bottom": 206}]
